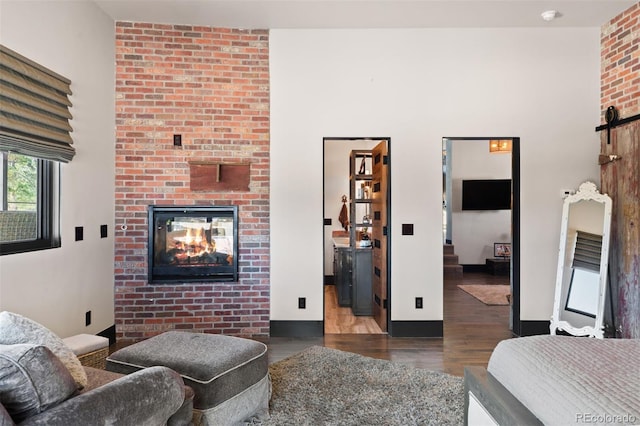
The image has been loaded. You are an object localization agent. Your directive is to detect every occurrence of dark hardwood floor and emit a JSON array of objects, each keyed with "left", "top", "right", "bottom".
[
  {"left": 266, "top": 272, "right": 512, "bottom": 377},
  {"left": 110, "top": 272, "right": 512, "bottom": 377}
]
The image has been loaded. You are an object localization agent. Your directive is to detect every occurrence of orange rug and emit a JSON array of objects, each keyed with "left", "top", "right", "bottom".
[{"left": 457, "top": 285, "right": 510, "bottom": 305}]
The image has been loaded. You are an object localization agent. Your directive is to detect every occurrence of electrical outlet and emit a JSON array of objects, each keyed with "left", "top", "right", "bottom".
[
  {"left": 298, "top": 297, "right": 306, "bottom": 309},
  {"left": 561, "top": 189, "right": 574, "bottom": 199},
  {"left": 85, "top": 311, "right": 91, "bottom": 326},
  {"left": 173, "top": 134, "right": 182, "bottom": 146},
  {"left": 100, "top": 224, "right": 108, "bottom": 238},
  {"left": 415, "top": 297, "right": 423, "bottom": 309}
]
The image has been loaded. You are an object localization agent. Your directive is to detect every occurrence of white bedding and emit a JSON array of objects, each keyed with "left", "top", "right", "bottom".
[{"left": 487, "top": 335, "right": 640, "bottom": 425}]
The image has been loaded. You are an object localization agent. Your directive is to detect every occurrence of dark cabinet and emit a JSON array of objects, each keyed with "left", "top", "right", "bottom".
[
  {"left": 333, "top": 245, "right": 372, "bottom": 315},
  {"left": 352, "top": 248, "right": 373, "bottom": 316},
  {"left": 334, "top": 246, "right": 352, "bottom": 306},
  {"left": 486, "top": 258, "right": 510, "bottom": 276}
]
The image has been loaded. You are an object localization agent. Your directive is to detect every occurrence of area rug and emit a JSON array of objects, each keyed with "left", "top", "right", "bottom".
[
  {"left": 457, "top": 284, "right": 510, "bottom": 305},
  {"left": 260, "top": 346, "right": 463, "bottom": 425}
]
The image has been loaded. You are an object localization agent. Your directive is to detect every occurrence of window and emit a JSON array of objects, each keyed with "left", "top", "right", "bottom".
[
  {"left": 0, "top": 44, "right": 72, "bottom": 255},
  {"left": 0, "top": 150, "right": 60, "bottom": 254}
]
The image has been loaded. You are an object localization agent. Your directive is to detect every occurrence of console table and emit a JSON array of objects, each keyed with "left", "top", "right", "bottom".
[{"left": 486, "top": 258, "right": 510, "bottom": 276}]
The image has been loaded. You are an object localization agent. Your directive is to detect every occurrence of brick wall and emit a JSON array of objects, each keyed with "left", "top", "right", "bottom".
[
  {"left": 601, "top": 2, "right": 639, "bottom": 119},
  {"left": 114, "top": 22, "right": 270, "bottom": 341}
]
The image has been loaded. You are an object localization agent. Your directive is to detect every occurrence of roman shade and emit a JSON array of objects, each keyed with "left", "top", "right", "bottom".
[{"left": 0, "top": 44, "right": 75, "bottom": 163}]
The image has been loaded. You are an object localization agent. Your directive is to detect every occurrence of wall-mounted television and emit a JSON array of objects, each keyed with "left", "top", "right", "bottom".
[{"left": 462, "top": 179, "right": 511, "bottom": 211}]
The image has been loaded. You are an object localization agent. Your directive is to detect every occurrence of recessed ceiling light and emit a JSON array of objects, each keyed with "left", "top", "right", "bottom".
[{"left": 541, "top": 10, "right": 559, "bottom": 22}]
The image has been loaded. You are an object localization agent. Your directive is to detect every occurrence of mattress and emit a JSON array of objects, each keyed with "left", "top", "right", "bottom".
[{"left": 487, "top": 335, "right": 640, "bottom": 425}]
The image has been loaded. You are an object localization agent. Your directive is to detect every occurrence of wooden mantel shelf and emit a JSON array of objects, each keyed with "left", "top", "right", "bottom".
[{"left": 189, "top": 162, "right": 250, "bottom": 191}]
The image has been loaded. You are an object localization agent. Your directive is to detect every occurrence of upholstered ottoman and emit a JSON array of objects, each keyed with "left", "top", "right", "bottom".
[
  {"left": 106, "top": 331, "right": 270, "bottom": 426},
  {"left": 62, "top": 333, "right": 109, "bottom": 369}
]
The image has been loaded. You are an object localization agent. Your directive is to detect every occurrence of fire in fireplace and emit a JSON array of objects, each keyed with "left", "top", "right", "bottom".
[{"left": 148, "top": 205, "right": 238, "bottom": 283}]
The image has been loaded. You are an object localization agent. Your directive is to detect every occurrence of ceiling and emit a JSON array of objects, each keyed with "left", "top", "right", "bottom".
[{"left": 92, "top": 0, "right": 636, "bottom": 29}]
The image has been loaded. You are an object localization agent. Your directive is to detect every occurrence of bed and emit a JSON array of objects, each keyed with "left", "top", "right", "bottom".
[{"left": 464, "top": 335, "right": 640, "bottom": 425}]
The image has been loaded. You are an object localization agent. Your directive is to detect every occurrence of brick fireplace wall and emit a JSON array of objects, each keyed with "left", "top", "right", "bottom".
[{"left": 114, "top": 22, "right": 270, "bottom": 341}]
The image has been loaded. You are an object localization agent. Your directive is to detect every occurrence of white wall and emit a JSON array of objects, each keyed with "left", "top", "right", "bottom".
[
  {"left": 270, "top": 28, "right": 601, "bottom": 324},
  {"left": 450, "top": 141, "right": 511, "bottom": 265},
  {"left": 0, "top": 19, "right": 604, "bottom": 333},
  {"left": 0, "top": 1, "right": 116, "bottom": 338}
]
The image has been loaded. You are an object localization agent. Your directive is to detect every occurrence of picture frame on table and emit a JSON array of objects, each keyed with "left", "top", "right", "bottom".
[{"left": 494, "top": 243, "right": 511, "bottom": 258}]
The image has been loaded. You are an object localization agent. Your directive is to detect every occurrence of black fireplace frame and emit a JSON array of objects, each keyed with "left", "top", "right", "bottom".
[{"left": 147, "top": 205, "right": 239, "bottom": 283}]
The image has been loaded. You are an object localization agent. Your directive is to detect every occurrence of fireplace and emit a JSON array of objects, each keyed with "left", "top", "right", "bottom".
[{"left": 148, "top": 205, "right": 238, "bottom": 283}]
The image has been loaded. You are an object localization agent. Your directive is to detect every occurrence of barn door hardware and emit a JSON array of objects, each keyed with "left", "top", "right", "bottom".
[
  {"left": 595, "top": 105, "right": 640, "bottom": 144},
  {"left": 598, "top": 154, "right": 621, "bottom": 165}
]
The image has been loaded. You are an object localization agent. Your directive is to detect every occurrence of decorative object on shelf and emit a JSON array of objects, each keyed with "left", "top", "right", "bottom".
[
  {"left": 363, "top": 182, "right": 370, "bottom": 199},
  {"left": 358, "top": 157, "right": 366, "bottom": 174},
  {"left": 359, "top": 229, "right": 371, "bottom": 247},
  {"left": 493, "top": 243, "right": 511, "bottom": 258}
]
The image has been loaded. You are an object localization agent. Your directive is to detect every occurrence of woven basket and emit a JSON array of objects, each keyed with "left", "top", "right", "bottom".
[{"left": 78, "top": 347, "right": 108, "bottom": 369}]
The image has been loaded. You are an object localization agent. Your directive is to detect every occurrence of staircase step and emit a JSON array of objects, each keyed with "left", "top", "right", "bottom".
[
  {"left": 444, "top": 264, "right": 463, "bottom": 278},
  {"left": 444, "top": 254, "right": 459, "bottom": 265},
  {"left": 443, "top": 244, "right": 462, "bottom": 278}
]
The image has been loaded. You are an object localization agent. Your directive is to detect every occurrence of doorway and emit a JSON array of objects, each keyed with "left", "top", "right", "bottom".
[
  {"left": 442, "top": 137, "right": 521, "bottom": 334},
  {"left": 323, "top": 137, "right": 391, "bottom": 334}
]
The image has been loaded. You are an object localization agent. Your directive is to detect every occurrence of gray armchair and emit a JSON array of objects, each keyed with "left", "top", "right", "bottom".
[{"left": 0, "top": 344, "right": 193, "bottom": 426}]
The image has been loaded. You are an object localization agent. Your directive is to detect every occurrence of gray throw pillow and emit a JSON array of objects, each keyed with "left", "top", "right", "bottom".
[
  {"left": 0, "top": 311, "right": 88, "bottom": 389},
  {"left": 0, "top": 344, "right": 77, "bottom": 423}
]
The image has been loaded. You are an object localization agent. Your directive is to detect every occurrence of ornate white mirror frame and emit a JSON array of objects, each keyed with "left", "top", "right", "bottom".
[{"left": 550, "top": 181, "right": 612, "bottom": 338}]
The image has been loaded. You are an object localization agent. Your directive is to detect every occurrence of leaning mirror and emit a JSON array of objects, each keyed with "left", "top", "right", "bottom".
[{"left": 550, "top": 181, "right": 612, "bottom": 338}]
